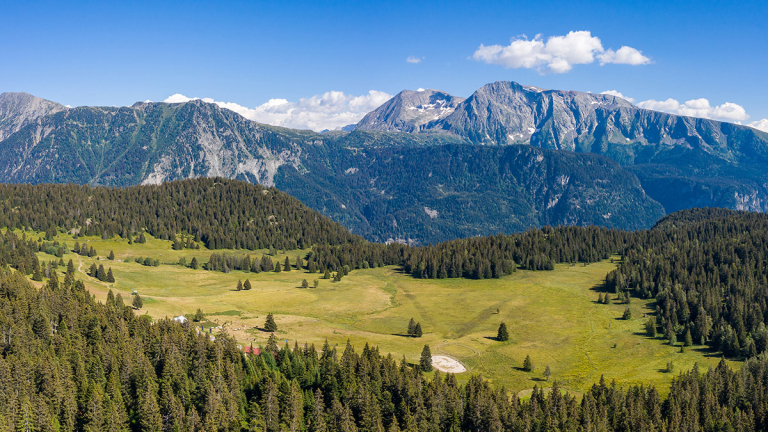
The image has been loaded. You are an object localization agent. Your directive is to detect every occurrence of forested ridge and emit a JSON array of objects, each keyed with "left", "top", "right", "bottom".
[{"left": 0, "top": 178, "right": 361, "bottom": 251}]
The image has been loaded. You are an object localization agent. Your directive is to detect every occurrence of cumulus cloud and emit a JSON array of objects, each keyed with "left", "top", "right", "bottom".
[
  {"left": 748, "top": 119, "right": 768, "bottom": 133},
  {"left": 472, "top": 31, "right": 650, "bottom": 74},
  {"left": 637, "top": 98, "right": 749, "bottom": 122},
  {"left": 600, "top": 90, "right": 635, "bottom": 103},
  {"left": 163, "top": 90, "right": 392, "bottom": 131},
  {"left": 406, "top": 56, "right": 424, "bottom": 64}
]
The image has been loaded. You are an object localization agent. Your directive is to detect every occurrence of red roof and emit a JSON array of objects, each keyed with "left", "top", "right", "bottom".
[{"left": 244, "top": 346, "right": 261, "bottom": 355}]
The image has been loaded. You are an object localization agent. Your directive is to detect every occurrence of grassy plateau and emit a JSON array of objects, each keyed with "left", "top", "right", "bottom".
[{"left": 32, "top": 232, "right": 735, "bottom": 397}]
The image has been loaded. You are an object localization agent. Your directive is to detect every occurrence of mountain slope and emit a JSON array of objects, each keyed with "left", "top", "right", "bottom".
[
  {"left": 0, "top": 92, "right": 66, "bottom": 141},
  {"left": 355, "top": 81, "right": 768, "bottom": 214},
  {"left": 0, "top": 96, "right": 665, "bottom": 243}
]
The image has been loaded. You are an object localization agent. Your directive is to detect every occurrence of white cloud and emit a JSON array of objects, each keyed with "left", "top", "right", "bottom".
[
  {"left": 597, "top": 46, "right": 650, "bottom": 65},
  {"left": 636, "top": 98, "right": 680, "bottom": 112},
  {"left": 748, "top": 119, "right": 768, "bottom": 133},
  {"left": 472, "top": 31, "right": 650, "bottom": 74},
  {"left": 600, "top": 90, "right": 635, "bottom": 103},
  {"left": 406, "top": 56, "right": 424, "bottom": 64},
  {"left": 163, "top": 90, "right": 392, "bottom": 132},
  {"left": 637, "top": 98, "right": 749, "bottom": 122}
]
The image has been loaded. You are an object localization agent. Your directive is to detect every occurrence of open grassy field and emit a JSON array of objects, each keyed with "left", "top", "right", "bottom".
[{"left": 33, "top": 231, "right": 736, "bottom": 397}]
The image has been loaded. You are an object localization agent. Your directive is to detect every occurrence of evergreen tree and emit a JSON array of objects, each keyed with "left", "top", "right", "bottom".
[
  {"left": 97, "top": 264, "right": 107, "bottom": 281},
  {"left": 275, "top": 262, "right": 282, "bottom": 273},
  {"left": 284, "top": 257, "right": 291, "bottom": 272},
  {"left": 523, "top": 355, "right": 534, "bottom": 372},
  {"left": 645, "top": 318, "right": 657, "bottom": 338},
  {"left": 236, "top": 280, "right": 243, "bottom": 291},
  {"left": 684, "top": 328, "right": 693, "bottom": 347},
  {"left": 194, "top": 309, "right": 205, "bottom": 322},
  {"left": 622, "top": 307, "right": 632, "bottom": 320},
  {"left": 106, "top": 267, "right": 115, "bottom": 283},
  {"left": 544, "top": 365, "right": 551, "bottom": 382},
  {"left": 497, "top": 322, "right": 510, "bottom": 341},
  {"left": 264, "top": 313, "right": 278, "bottom": 332},
  {"left": 419, "top": 345, "right": 433, "bottom": 372},
  {"left": 190, "top": 257, "right": 199, "bottom": 269},
  {"left": 301, "top": 279, "right": 309, "bottom": 288},
  {"left": 108, "top": 250, "right": 115, "bottom": 260},
  {"left": 243, "top": 279, "right": 252, "bottom": 290},
  {"left": 414, "top": 322, "right": 423, "bottom": 338},
  {"left": 407, "top": 318, "right": 416, "bottom": 336},
  {"left": 313, "top": 279, "right": 319, "bottom": 289},
  {"left": 323, "top": 269, "right": 331, "bottom": 279},
  {"left": 133, "top": 294, "right": 143, "bottom": 310}
]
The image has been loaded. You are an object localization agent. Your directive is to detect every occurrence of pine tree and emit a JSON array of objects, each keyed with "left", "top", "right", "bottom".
[
  {"left": 108, "top": 250, "right": 115, "bottom": 260},
  {"left": 190, "top": 257, "right": 199, "bottom": 269},
  {"left": 420, "top": 345, "right": 433, "bottom": 372},
  {"left": 264, "top": 313, "right": 277, "bottom": 332},
  {"left": 544, "top": 365, "right": 551, "bottom": 381},
  {"left": 323, "top": 269, "right": 331, "bottom": 279},
  {"left": 106, "top": 267, "right": 115, "bottom": 283},
  {"left": 622, "top": 307, "right": 632, "bottom": 320},
  {"left": 407, "top": 318, "right": 417, "bottom": 336},
  {"left": 645, "top": 318, "right": 657, "bottom": 338},
  {"left": 133, "top": 294, "right": 143, "bottom": 310},
  {"left": 313, "top": 279, "right": 319, "bottom": 289},
  {"left": 97, "top": 264, "right": 107, "bottom": 281},
  {"left": 523, "top": 355, "right": 534, "bottom": 372},
  {"left": 295, "top": 255, "right": 303, "bottom": 271},
  {"left": 684, "top": 328, "right": 693, "bottom": 347},
  {"left": 243, "top": 279, "right": 252, "bottom": 290},
  {"left": 301, "top": 279, "right": 309, "bottom": 288},
  {"left": 194, "top": 309, "right": 204, "bottom": 322},
  {"left": 89, "top": 263, "right": 98, "bottom": 277},
  {"left": 497, "top": 322, "right": 510, "bottom": 341},
  {"left": 274, "top": 262, "right": 282, "bottom": 273},
  {"left": 414, "top": 322, "right": 423, "bottom": 338},
  {"left": 284, "top": 257, "right": 291, "bottom": 272},
  {"left": 236, "top": 280, "right": 243, "bottom": 291}
]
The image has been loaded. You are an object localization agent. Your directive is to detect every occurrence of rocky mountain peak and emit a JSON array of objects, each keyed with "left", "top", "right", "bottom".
[
  {"left": 0, "top": 92, "right": 66, "bottom": 141},
  {"left": 353, "top": 88, "right": 465, "bottom": 133}
]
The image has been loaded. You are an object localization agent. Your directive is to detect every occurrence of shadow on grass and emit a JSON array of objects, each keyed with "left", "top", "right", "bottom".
[
  {"left": 391, "top": 333, "right": 418, "bottom": 338},
  {"left": 483, "top": 336, "right": 503, "bottom": 342}
]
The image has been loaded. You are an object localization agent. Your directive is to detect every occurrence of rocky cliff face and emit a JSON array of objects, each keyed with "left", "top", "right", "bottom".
[
  {"left": 353, "top": 89, "right": 465, "bottom": 132},
  {"left": 0, "top": 92, "right": 66, "bottom": 141}
]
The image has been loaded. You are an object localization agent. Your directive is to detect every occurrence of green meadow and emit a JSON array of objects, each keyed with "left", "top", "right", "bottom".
[{"left": 34, "top": 232, "right": 735, "bottom": 397}]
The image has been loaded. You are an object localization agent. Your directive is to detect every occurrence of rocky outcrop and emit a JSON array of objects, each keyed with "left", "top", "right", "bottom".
[{"left": 0, "top": 92, "right": 66, "bottom": 141}]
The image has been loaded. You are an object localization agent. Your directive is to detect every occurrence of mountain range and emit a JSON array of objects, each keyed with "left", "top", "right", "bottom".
[{"left": 0, "top": 81, "right": 765, "bottom": 243}]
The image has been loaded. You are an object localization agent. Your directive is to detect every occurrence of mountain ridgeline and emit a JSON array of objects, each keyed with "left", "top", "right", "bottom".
[
  {"left": 1, "top": 81, "right": 767, "bottom": 243},
  {"left": 354, "top": 81, "right": 768, "bottom": 216},
  {"left": 0, "top": 91, "right": 666, "bottom": 244}
]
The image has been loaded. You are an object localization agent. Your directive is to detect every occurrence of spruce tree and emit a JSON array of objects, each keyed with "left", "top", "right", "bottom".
[
  {"left": 108, "top": 250, "right": 115, "bottom": 260},
  {"left": 497, "top": 322, "right": 510, "bottom": 341},
  {"left": 313, "top": 279, "right": 319, "bottom": 289},
  {"left": 414, "top": 323, "right": 423, "bottom": 338},
  {"left": 283, "top": 257, "right": 291, "bottom": 272},
  {"left": 420, "top": 345, "right": 433, "bottom": 372},
  {"left": 544, "top": 365, "right": 551, "bottom": 382},
  {"left": 190, "top": 257, "right": 199, "bottom": 269},
  {"left": 645, "top": 318, "right": 657, "bottom": 338},
  {"left": 132, "top": 294, "right": 143, "bottom": 310},
  {"left": 236, "top": 280, "right": 243, "bottom": 291},
  {"left": 301, "top": 279, "right": 309, "bottom": 288},
  {"left": 323, "top": 269, "right": 331, "bottom": 279},
  {"left": 622, "top": 308, "right": 632, "bottom": 320},
  {"left": 523, "top": 355, "right": 534, "bottom": 372},
  {"left": 97, "top": 264, "right": 106, "bottom": 281},
  {"left": 243, "top": 279, "right": 252, "bottom": 290},
  {"left": 407, "top": 318, "right": 416, "bottom": 336},
  {"left": 194, "top": 309, "right": 204, "bottom": 322},
  {"left": 684, "top": 328, "right": 693, "bottom": 347},
  {"left": 264, "top": 313, "right": 277, "bottom": 332},
  {"left": 274, "top": 262, "right": 282, "bottom": 273},
  {"left": 106, "top": 268, "right": 115, "bottom": 283}
]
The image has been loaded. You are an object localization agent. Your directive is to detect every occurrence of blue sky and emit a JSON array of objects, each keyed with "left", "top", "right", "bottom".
[{"left": 2, "top": 0, "right": 766, "bottom": 131}]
